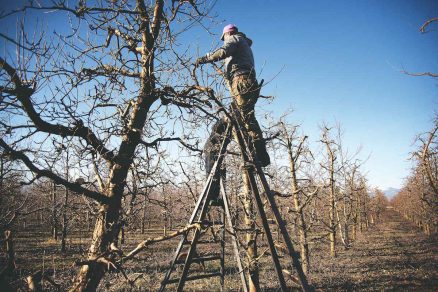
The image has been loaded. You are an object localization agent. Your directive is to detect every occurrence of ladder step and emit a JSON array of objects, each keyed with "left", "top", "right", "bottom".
[
  {"left": 175, "top": 254, "right": 222, "bottom": 265},
  {"left": 200, "top": 221, "right": 225, "bottom": 226},
  {"left": 210, "top": 222, "right": 224, "bottom": 225},
  {"left": 183, "top": 239, "right": 221, "bottom": 245},
  {"left": 165, "top": 272, "right": 222, "bottom": 284},
  {"left": 190, "top": 221, "right": 224, "bottom": 227}
]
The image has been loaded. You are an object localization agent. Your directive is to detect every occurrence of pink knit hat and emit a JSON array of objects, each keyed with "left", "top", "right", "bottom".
[{"left": 221, "top": 24, "right": 238, "bottom": 40}]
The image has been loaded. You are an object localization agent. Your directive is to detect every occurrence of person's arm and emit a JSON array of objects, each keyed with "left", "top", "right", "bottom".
[{"left": 195, "top": 38, "right": 238, "bottom": 65}]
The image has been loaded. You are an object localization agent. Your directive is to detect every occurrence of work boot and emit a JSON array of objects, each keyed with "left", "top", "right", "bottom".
[{"left": 254, "top": 139, "right": 270, "bottom": 167}]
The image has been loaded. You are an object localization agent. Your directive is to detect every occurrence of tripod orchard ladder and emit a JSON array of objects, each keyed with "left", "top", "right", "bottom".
[{"left": 159, "top": 105, "right": 312, "bottom": 291}]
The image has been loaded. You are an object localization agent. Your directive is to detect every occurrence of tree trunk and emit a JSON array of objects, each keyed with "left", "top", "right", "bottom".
[
  {"left": 141, "top": 197, "right": 147, "bottom": 234},
  {"left": 352, "top": 222, "right": 356, "bottom": 241},
  {"left": 39, "top": 209, "right": 43, "bottom": 226},
  {"left": 70, "top": 128, "right": 153, "bottom": 290},
  {"left": 425, "top": 223, "right": 430, "bottom": 235},
  {"left": 287, "top": 138, "right": 310, "bottom": 274},
  {"left": 328, "top": 151, "right": 336, "bottom": 257},
  {"left": 335, "top": 202, "right": 348, "bottom": 248},
  {"left": 344, "top": 223, "right": 349, "bottom": 243},
  {"left": 61, "top": 185, "right": 68, "bottom": 253},
  {"left": 61, "top": 150, "right": 69, "bottom": 253},
  {"left": 0, "top": 230, "right": 16, "bottom": 290},
  {"left": 242, "top": 171, "right": 260, "bottom": 292},
  {"left": 70, "top": 10, "right": 160, "bottom": 286},
  {"left": 52, "top": 182, "right": 58, "bottom": 240}
]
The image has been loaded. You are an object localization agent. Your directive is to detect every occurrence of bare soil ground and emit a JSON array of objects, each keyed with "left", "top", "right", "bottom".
[
  {"left": 309, "top": 208, "right": 438, "bottom": 291},
  {"left": 2, "top": 208, "right": 437, "bottom": 291}
]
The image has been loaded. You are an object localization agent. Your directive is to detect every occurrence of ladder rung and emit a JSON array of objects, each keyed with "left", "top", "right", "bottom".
[
  {"left": 183, "top": 239, "right": 221, "bottom": 245},
  {"left": 210, "top": 222, "right": 224, "bottom": 225},
  {"left": 201, "top": 221, "right": 225, "bottom": 226},
  {"left": 165, "top": 272, "right": 222, "bottom": 284},
  {"left": 175, "top": 254, "right": 221, "bottom": 265},
  {"left": 267, "top": 218, "right": 276, "bottom": 224},
  {"left": 191, "top": 221, "right": 224, "bottom": 226}
]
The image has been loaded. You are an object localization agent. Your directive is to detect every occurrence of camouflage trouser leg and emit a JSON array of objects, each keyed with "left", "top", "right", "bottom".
[{"left": 230, "top": 74, "right": 263, "bottom": 141}]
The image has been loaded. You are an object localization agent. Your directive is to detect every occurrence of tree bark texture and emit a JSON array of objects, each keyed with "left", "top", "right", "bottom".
[{"left": 70, "top": 1, "right": 163, "bottom": 290}]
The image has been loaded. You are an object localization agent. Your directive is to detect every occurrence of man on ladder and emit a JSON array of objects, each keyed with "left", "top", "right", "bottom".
[
  {"left": 196, "top": 24, "right": 270, "bottom": 168},
  {"left": 159, "top": 24, "right": 312, "bottom": 292}
]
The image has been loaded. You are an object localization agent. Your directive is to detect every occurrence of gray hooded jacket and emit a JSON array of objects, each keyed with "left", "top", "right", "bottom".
[{"left": 204, "top": 32, "right": 255, "bottom": 80}]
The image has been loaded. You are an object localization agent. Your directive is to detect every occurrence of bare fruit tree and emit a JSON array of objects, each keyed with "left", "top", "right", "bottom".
[
  {"left": 0, "top": 1, "right": 219, "bottom": 290},
  {"left": 276, "top": 120, "right": 317, "bottom": 274},
  {"left": 392, "top": 117, "right": 438, "bottom": 235},
  {"left": 320, "top": 126, "right": 339, "bottom": 257}
]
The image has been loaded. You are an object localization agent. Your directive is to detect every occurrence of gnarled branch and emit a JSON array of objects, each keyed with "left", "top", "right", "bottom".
[
  {"left": 0, "top": 57, "right": 116, "bottom": 162},
  {"left": 0, "top": 139, "right": 109, "bottom": 204}
]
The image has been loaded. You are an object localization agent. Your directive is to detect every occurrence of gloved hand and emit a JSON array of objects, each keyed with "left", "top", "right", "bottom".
[{"left": 194, "top": 56, "right": 207, "bottom": 67}]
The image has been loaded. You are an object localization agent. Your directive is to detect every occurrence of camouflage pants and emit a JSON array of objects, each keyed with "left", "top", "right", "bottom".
[{"left": 230, "top": 74, "right": 263, "bottom": 141}]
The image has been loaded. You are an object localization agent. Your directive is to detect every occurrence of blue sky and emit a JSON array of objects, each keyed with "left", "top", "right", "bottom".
[
  {"left": 199, "top": 0, "right": 437, "bottom": 189},
  {"left": 1, "top": 0, "right": 437, "bottom": 190}
]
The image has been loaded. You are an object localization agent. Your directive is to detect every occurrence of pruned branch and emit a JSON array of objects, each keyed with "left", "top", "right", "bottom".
[
  {"left": 401, "top": 69, "right": 438, "bottom": 78},
  {"left": 420, "top": 17, "right": 438, "bottom": 33}
]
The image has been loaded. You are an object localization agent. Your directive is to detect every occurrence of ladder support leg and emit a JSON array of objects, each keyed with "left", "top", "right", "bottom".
[
  {"left": 256, "top": 167, "right": 312, "bottom": 292},
  {"left": 160, "top": 125, "right": 232, "bottom": 291},
  {"left": 245, "top": 167, "right": 289, "bottom": 292},
  {"left": 220, "top": 207, "right": 225, "bottom": 291},
  {"left": 230, "top": 103, "right": 312, "bottom": 292}
]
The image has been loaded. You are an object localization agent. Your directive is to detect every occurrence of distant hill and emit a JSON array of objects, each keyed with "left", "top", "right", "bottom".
[{"left": 383, "top": 187, "right": 400, "bottom": 199}]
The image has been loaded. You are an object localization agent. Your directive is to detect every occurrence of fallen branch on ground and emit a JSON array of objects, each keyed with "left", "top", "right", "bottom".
[
  {"left": 121, "top": 222, "right": 205, "bottom": 262},
  {"left": 282, "top": 269, "right": 301, "bottom": 287}
]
